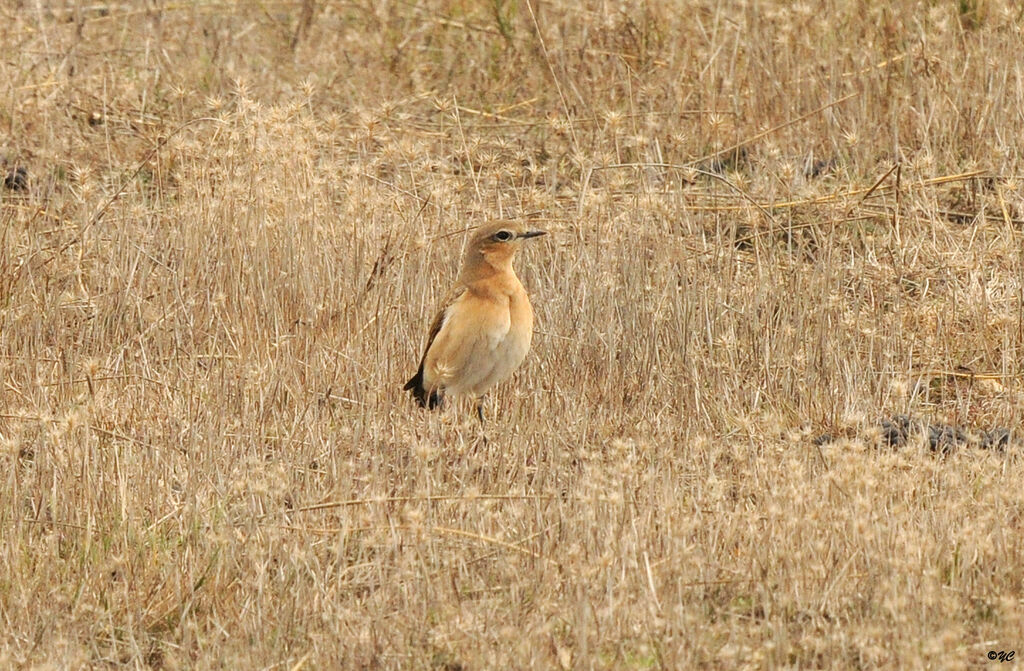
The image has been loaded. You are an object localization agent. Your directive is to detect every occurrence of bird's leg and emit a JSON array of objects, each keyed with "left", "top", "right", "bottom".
[{"left": 470, "top": 396, "right": 489, "bottom": 450}]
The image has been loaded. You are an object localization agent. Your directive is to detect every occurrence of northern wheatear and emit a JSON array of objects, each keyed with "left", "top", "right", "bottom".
[{"left": 404, "top": 220, "right": 546, "bottom": 421}]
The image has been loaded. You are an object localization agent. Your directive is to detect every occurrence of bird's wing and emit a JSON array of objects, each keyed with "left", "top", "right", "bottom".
[
  {"left": 404, "top": 286, "right": 466, "bottom": 402},
  {"left": 423, "top": 284, "right": 468, "bottom": 361}
]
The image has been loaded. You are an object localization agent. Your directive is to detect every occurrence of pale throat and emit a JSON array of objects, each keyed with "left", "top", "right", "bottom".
[
  {"left": 463, "top": 249, "right": 522, "bottom": 297},
  {"left": 479, "top": 247, "right": 517, "bottom": 274}
]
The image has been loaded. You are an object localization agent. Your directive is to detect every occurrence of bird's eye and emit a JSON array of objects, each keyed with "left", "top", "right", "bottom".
[{"left": 493, "top": 230, "right": 514, "bottom": 242}]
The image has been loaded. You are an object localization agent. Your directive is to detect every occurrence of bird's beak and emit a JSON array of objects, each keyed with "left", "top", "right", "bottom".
[{"left": 519, "top": 230, "right": 547, "bottom": 240}]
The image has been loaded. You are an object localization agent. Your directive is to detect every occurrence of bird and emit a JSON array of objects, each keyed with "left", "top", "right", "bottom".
[{"left": 404, "top": 220, "right": 546, "bottom": 421}]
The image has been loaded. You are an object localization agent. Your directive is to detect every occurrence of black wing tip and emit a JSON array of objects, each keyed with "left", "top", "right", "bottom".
[{"left": 404, "top": 370, "right": 443, "bottom": 410}]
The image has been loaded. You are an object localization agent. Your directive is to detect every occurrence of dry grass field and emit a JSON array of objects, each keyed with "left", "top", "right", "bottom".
[{"left": 3, "top": 0, "right": 1024, "bottom": 668}]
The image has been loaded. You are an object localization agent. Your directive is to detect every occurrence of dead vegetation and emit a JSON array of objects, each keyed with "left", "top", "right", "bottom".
[{"left": 2, "top": 1, "right": 1024, "bottom": 668}]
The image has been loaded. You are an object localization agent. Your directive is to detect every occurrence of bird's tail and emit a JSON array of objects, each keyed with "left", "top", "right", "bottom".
[{"left": 404, "top": 367, "right": 443, "bottom": 409}]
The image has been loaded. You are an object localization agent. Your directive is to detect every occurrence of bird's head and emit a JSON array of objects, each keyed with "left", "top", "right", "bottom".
[{"left": 468, "top": 220, "right": 547, "bottom": 270}]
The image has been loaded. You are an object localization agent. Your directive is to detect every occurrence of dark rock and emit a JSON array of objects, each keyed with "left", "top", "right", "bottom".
[
  {"left": 698, "top": 147, "right": 748, "bottom": 175},
  {"left": 805, "top": 158, "right": 837, "bottom": 178},
  {"left": 822, "top": 414, "right": 1014, "bottom": 457},
  {"left": 927, "top": 424, "right": 967, "bottom": 454},
  {"left": 981, "top": 428, "right": 1011, "bottom": 451},
  {"left": 3, "top": 165, "right": 28, "bottom": 191},
  {"left": 880, "top": 414, "right": 915, "bottom": 447}
]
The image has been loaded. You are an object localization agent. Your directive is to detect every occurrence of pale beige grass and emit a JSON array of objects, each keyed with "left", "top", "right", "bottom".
[{"left": 2, "top": 1, "right": 1024, "bottom": 669}]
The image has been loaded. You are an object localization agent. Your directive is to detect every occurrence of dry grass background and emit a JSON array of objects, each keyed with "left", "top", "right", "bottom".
[{"left": 3, "top": 0, "right": 1024, "bottom": 668}]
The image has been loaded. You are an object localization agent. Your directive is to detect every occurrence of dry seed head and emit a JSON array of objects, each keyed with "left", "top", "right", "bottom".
[
  {"left": 60, "top": 406, "right": 88, "bottom": 436},
  {"left": 233, "top": 77, "right": 251, "bottom": 100},
  {"left": 604, "top": 110, "right": 624, "bottom": 128},
  {"left": 412, "top": 440, "right": 434, "bottom": 460},
  {"left": 432, "top": 96, "right": 452, "bottom": 113},
  {"left": 70, "top": 164, "right": 91, "bottom": 185},
  {"left": 911, "top": 153, "right": 934, "bottom": 172},
  {"left": 84, "top": 358, "right": 100, "bottom": 377},
  {"left": 840, "top": 411, "right": 867, "bottom": 429},
  {"left": 548, "top": 115, "right": 570, "bottom": 133},
  {"left": 1, "top": 435, "right": 20, "bottom": 456},
  {"left": 889, "top": 377, "right": 909, "bottom": 398},
  {"left": 356, "top": 109, "right": 376, "bottom": 131},
  {"left": 993, "top": 311, "right": 1015, "bottom": 328},
  {"left": 299, "top": 77, "right": 316, "bottom": 98}
]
